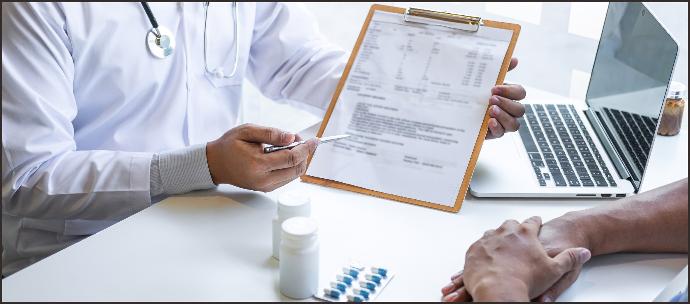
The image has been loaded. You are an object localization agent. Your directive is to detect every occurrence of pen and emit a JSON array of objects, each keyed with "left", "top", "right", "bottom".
[{"left": 263, "top": 134, "right": 350, "bottom": 153}]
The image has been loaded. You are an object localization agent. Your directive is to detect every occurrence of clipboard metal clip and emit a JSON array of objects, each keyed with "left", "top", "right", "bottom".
[{"left": 404, "top": 7, "right": 483, "bottom": 32}]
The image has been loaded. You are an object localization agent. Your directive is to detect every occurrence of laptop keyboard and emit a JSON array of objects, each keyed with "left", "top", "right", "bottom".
[
  {"left": 602, "top": 107, "right": 656, "bottom": 174},
  {"left": 517, "top": 104, "right": 617, "bottom": 188}
]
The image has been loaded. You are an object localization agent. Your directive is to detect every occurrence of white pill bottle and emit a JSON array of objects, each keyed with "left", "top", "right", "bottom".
[
  {"left": 272, "top": 192, "right": 311, "bottom": 260},
  {"left": 279, "top": 217, "right": 319, "bottom": 299}
]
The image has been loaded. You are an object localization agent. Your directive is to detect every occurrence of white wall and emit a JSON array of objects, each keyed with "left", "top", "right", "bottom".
[{"left": 241, "top": 2, "right": 688, "bottom": 132}]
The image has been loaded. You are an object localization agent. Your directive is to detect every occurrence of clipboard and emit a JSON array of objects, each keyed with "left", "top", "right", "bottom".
[{"left": 301, "top": 4, "right": 521, "bottom": 213}]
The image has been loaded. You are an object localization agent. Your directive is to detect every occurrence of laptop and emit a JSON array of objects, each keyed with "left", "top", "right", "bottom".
[{"left": 470, "top": 2, "right": 678, "bottom": 198}]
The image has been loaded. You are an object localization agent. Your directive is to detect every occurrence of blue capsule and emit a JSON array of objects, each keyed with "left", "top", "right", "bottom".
[
  {"left": 353, "top": 287, "right": 370, "bottom": 299},
  {"left": 371, "top": 266, "right": 388, "bottom": 277},
  {"left": 342, "top": 267, "right": 359, "bottom": 278},
  {"left": 347, "top": 294, "right": 365, "bottom": 302},
  {"left": 336, "top": 274, "right": 354, "bottom": 286},
  {"left": 323, "top": 287, "right": 341, "bottom": 299},
  {"left": 349, "top": 263, "right": 365, "bottom": 271},
  {"left": 359, "top": 280, "right": 377, "bottom": 291},
  {"left": 365, "top": 273, "right": 382, "bottom": 284},
  {"left": 330, "top": 281, "right": 347, "bottom": 293}
]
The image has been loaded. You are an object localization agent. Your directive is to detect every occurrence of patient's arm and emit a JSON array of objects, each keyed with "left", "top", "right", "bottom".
[
  {"left": 441, "top": 178, "right": 688, "bottom": 302},
  {"left": 535, "top": 178, "right": 688, "bottom": 301},
  {"left": 541, "top": 178, "right": 688, "bottom": 256}
]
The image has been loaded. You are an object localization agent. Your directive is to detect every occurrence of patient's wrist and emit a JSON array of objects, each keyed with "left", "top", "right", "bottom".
[{"left": 559, "top": 210, "right": 599, "bottom": 255}]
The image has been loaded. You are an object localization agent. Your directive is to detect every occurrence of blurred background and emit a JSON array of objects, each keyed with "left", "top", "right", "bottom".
[{"left": 240, "top": 2, "right": 689, "bottom": 133}]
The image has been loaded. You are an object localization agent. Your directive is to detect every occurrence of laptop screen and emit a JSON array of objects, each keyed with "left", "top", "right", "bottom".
[{"left": 586, "top": 2, "right": 678, "bottom": 191}]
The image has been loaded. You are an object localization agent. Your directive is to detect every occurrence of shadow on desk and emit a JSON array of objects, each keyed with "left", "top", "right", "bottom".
[
  {"left": 589, "top": 253, "right": 687, "bottom": 268},
  {"left": 561, "top": 253, "right": 688, "bottom": 301},
  {"left": 165, "top": 188, "right": 296, "bottom": 300},
  {"left": 165, "top": 187, "right": 276, "bottom": 212},
  {"left": 148, "top": 188, "right": 280, "bottom": 281}
]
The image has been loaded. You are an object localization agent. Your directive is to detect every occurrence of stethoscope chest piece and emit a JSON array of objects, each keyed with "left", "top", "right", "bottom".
[{"left": 146, "top": 26, "right": 175, "bottom": 59}]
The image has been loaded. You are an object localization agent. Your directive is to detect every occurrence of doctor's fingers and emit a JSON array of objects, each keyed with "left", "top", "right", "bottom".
[
  {"left": 263, "top": 172, "right": 300, "bottom": 193},
  {"left": 489, "top": 95, "right": 525, "bottom": 118},
  {"left": 236, "top": 123, "right": 295, "bottom": 146},
  {"left": 489, "top": 105, "right": 520, "bottom": 133},
  {"left": 508, "top": 57, "right": 518, "bottom": 71},
  {"left": 261, "top": 159, "right": 309, "bottom": 192},
  {"left": 492, "top": 84, "right": 526, "bottom": 101},
  {"left": 262, "top": 139, "right": 317, "bottom": 171},
  {"left": 486, "top": 118, "right": 506, "bottom": 139}
]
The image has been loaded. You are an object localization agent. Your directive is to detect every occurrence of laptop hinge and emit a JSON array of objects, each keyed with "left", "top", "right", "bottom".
[{"left": 584, "top": 109, "right": 634, "bottom": 186}]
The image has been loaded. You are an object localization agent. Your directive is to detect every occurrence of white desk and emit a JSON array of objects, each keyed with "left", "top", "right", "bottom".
[{"left": 2, "top": 87, "right": 688, "bottom": 301}]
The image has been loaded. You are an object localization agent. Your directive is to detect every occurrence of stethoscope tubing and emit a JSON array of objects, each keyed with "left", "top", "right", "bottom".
[
  {"left": 204, "top": 2, "right": 240, "bottom": 78},
  {"left": 141, "top": 2, "right": 240, "bottom": 78}
]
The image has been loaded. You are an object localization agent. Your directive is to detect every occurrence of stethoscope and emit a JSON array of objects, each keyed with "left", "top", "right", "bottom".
[{"left": 140, "top": 2, "right": 240, "bottom": 79}]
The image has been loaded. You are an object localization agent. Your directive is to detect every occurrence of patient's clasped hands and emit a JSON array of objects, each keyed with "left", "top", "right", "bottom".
[{"left": 441, "top": 216, "right": 591, "bottom": 302}]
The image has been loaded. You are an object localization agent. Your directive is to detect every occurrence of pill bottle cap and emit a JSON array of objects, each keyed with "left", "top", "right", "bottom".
[
  {"left": 278, "top": 192, "right": 311, "bottom": 219},
  {"left": 281, "top": 217, "right": 318, "bottom": 245},
  {"left": 667, "top": 81, "right": 686, "bottom": 100}
]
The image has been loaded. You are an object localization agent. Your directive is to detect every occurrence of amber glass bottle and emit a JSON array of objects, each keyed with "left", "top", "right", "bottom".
[{"left": 658, "top": 82, "right": 686, "bottom": 136}]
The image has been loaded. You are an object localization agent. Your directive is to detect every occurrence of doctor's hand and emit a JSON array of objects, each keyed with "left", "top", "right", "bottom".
[
  {"left": 486, "top": 57, "right": 527, "bottom": 139},
  {"left": 206, "top": 124, "right": 318, "bottom": 192}
]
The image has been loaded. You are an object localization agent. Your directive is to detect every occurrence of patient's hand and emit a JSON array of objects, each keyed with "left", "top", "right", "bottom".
[
  {"left": 486, "top": 57, "right": 526, "bottom": 139},
  {"left": 535, "top": 215, "right": 592, "bottom": 301},
  {"left": 441, "top": 217, "right": 591, "bottom": 302}
]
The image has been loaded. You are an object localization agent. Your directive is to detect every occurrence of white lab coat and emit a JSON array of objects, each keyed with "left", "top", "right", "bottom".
[{"left": 1, "top": 2, "right": 346, "bottom": 276}]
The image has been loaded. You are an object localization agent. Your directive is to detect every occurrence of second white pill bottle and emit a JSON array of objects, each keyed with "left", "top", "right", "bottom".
[
  {"left": 279, "top": 216, "right": 319, "bottom": 299},
  {"left": 272, "top": 192, "right": 311, "bottom": 260}
]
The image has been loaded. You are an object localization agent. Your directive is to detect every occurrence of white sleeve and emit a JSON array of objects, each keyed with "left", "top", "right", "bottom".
[
  {"left": 1, "top": 2, "right": 152, "bottom": 221},
  {"left": 246, "top": 3, "right": 348, "bottom": 116}
]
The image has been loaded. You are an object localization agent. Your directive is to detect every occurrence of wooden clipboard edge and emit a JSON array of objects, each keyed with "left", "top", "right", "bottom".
[{"left": 301, "top": 4, "right": 520, "bottom": 213}]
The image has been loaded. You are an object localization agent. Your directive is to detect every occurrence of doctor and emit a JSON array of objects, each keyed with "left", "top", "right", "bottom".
[{"left": 1, "top": 2, "right": 526, "bottom": 276}]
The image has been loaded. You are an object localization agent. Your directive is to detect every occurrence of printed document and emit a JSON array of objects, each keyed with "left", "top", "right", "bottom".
[{"left": 307, "top": 11, "right": 512, "bottom": 207}]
